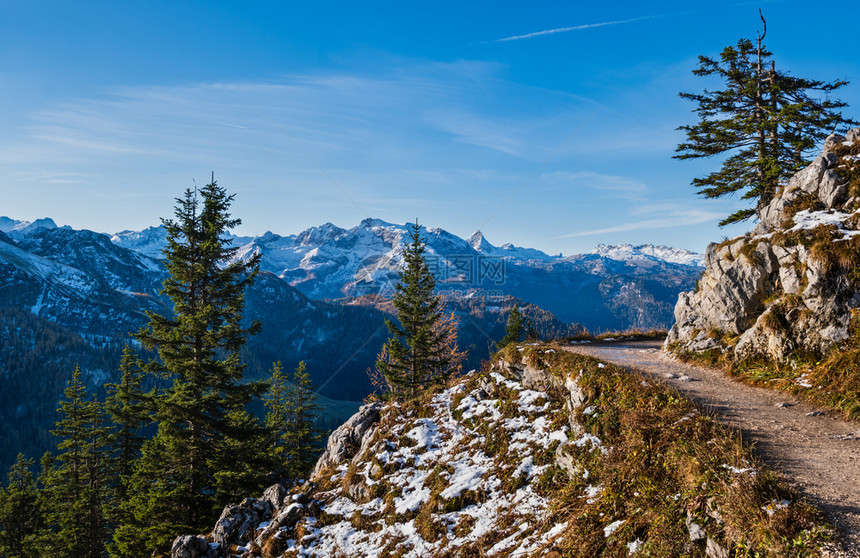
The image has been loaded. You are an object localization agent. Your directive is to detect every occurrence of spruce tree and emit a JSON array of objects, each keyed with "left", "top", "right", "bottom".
[
  {"left": 283, "top": 361, "right": 323, "bottom": 480},
  {"left": 39, "top": 366, "right": 110, "bottom": 558},
  {"left": 500, "top": 305, "right": 525, "bottom": 347},
  {"left": 111, "top": 437, "right": 188, "bottom": 557},
  {"left": 115, "top": 180, "right": 264, "bottom": 555},
  {"left": 104, "top": 346, "right": 148, "bottom": 503},
  {"left": 0, "top": 454, "right": 40, "bottom": 558},
  {"left": 264, "top": 361, "right": 290, "bottom": 482},
  {"left": 265, "top": 361, "right": 323, "bottom": 484},
  {"left": 376, "top": 222, "right": 459, "bottom": 400},
  {"left": 676, "top": 13, "right": 856, "bottom": 225}
]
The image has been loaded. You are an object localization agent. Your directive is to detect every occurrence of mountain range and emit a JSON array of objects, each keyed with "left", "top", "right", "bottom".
[
  {"left": 113, "top": 217, "right": 703, "bottom": 329},
  {"left": 0, "top": 215, "right": 702, "bottom": 472}
]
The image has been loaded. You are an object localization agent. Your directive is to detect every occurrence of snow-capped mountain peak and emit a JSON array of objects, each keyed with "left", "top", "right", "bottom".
[
  {"left": 590, "top": 243, "right": 704, "bottom": 267},
  {"left": 111, "top": 225, "right": 169, "bottom": 260},
  {"left": 0, "top": 216, "right": 61, "bottom": 237},
  {"left": 295, "top": 222, "right": 345, "bottom": 246},
  {"left": 467, "top": 230, "right": 494, "bottom": 253}
]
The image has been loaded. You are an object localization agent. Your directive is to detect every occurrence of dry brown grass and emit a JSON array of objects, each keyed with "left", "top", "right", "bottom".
[{"left": 514, "top": 345, "right": 832, "bottom": 557}]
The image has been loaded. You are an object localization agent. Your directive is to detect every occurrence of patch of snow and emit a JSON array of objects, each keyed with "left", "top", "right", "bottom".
[
  {"left": 584, "top": 484, "right": 603, "bottom": 504},
  {"left": 762, "top": 499, "right": 790, "bottom": 517},
  {"left": 724, "top": 464, "right": 757, "bottom": 476},
  {"left": 795, "top": 374, "right": 813, "bottom": 388},
  {"left": 574, "top": 433, "right": 602, "bottom": 448},
  {"left": 627, "top": 538, "right": 644, "bottom": 554},
  {"left": 406, "top": 418, "right": 441, "bottom": 449},
  {"left": 604, "top": 519, "right": 625, "bottom": 537},
  {"left": 439, "top": 459, "right": 488, "bottom": 499}
]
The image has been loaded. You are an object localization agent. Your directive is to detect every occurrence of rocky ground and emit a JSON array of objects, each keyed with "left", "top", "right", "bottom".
[{"left": 565, "top": 340, "right": 860, "bottom": 556}]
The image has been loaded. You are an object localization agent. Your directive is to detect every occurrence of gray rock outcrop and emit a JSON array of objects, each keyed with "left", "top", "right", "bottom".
[
  {"left": 170, "top": 535, "right": 217, "bottom": 558},
  {"left": 666, "top": 130, "right": 860, "bottom": 362},
  {"left": 211, "top": 497, "right": 273, "bottom": 546},
  {"left": 311, "top": 402, "right": 382, "bottom": 479}
]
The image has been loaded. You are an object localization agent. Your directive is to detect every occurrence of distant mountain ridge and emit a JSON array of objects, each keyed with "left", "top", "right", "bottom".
[
  {"left": 589, "top": 242, "right": 705, "bottom": 267},
  {"left": 5, "top": 217, "right": 704, "bottom": 333},
  {"left": 110, "top": 217, "right": 703, "bottom": 330},
  {"left": 111, "top": 218, "right": 703, "bottom": 271}
]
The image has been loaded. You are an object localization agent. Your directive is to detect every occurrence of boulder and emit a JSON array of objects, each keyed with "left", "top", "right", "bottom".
[
  {"left": 261, "top": 483, "right": 288, "bottom": 512},
  {"left": 256, "top": 502, "right": 306, "bottom": 545},
  {"left": 212, "top": 497, "right": 272, "bottom": 546},
  {"left": 170, "top": 535, "right": 216, "bottom": 558},
  {"left": 706, "top": 537, "right": 730, "bottom": 558},
  {"left": 522, "top": 362, "right": 563, "bottom": 393},
  {"left": 311, "top": 402, "right": 382, "bottom": 479},
  {"left": 686, "top": 512, "right": 706, "bottom": 542}
]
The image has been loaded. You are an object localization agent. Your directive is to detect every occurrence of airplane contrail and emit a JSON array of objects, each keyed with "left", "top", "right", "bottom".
[{"left": 494, "top": 13, "right": 670, "bottom": 42}]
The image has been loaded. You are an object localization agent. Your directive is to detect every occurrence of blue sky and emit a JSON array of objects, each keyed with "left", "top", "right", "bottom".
[{"left": 1, "top": 1, "right": 858, "bottom": 254}]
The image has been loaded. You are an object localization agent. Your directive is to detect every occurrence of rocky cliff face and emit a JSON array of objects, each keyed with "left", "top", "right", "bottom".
[{"left": 666, "top": 129, "right": 860, "bottom": 362}]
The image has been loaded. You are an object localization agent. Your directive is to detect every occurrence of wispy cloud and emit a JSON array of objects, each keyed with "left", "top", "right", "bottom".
[
  {"left": 553, "top": 208, "right": 723, "bottom": 238},
  {"left": 539, "top": 171, "right": 648, "bottom": 199},
  {"left": 426, "top": 108, "right": 524, "bottom": 156},
  {"left": 494, "top": 14, "right": 667, "bottom": 43}
]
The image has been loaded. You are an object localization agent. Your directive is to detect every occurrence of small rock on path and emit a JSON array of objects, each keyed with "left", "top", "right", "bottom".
[{"left": 564, "top": 340, "right": 860, "bottom": 555}]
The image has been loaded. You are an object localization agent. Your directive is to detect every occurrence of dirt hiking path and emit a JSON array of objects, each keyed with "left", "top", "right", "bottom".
[{"left": 563, "top": 340, "right": 860, "bottom": 555}]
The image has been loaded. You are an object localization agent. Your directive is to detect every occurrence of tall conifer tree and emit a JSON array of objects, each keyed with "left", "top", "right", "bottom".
[
  {"left": 500, "top": 305, "right": 525, "bottom": 347},
  {"left": 676, "top": 14, "right": 856, "bottom": 225},
  {"left": 114, "top": 180, "right": 264, "bottom": 555},
  {"left": 377, "top": 222, "right": 459, "bottom": 400},
  {"left": 283, "top": 361, "right": 323, "bottom": 480},
  {"left": 265, "top": 361, "right": 324, "bottom": 484},
  {"left": 264, "top": 361, "right": 291, "bottom": 483},
  {"left": 104, "top": 346, "right": 148, "bottom": 503},
  {"left": 39, "top": 366, "right": 110, "bottom": 558},
  {"left": 0, "top": 454, "right": 40, "bottom": 557}
]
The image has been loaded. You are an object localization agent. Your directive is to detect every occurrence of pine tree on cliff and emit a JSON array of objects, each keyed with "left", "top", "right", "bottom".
[
  {"left": 500, "top": 305, "right": 525, "bottom": 347},
  {"left": 0, "top": 454, "right": 40, "bottom": 557},
  {"left": 113, "top": 180, "right": 266, "bottom": 555},
  {"left": 38, "top": 366, "right": 111, "bottom": 558},
  {"left": 676, "top": 12, "right": 856, "bottom": 226},
  {"left": 377, "top": 222, "right": 458, "bottom": 400}
]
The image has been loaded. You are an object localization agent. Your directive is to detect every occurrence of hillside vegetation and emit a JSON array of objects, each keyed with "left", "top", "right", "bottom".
[{"left": 182, "top": 345, "right": 832, "bottom": 557}]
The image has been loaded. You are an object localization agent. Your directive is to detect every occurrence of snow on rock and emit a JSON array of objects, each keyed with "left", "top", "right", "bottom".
[
  {"left": 604, "top": 519, "right": 626, "bottom": 538},
  {"left": 257, "top": 360, "right": 579, "bottom": 557}
]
